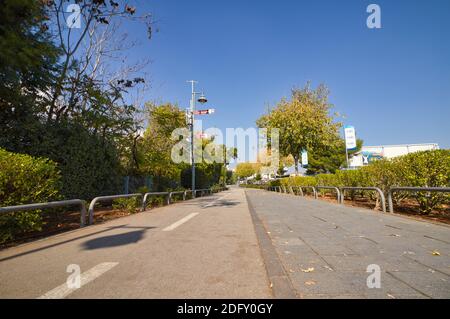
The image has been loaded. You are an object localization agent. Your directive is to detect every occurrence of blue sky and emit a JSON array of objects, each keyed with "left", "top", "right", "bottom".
[{"left": 126, "top": 0, "right": 450, "bottom": 148}]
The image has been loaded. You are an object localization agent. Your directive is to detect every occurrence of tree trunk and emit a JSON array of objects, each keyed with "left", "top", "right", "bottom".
[{"left": 294, "top": 155, "right": 299, "bottom": 174}]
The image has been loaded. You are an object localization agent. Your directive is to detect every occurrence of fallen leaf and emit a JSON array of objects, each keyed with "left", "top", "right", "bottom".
[
  {"left": 305, "top": 281, "right": 316, "bottom": 286},
  {"left": 387, "top": 293, "right": 396, "bottom": 299},
  {"left": 432, "top": 250, "right": 441, "bottom": 256},
  {"left": 301, "top": 267, "right": 315, "bottom": 273},
  {"left": 323, "top": 265, "right": 334, "bottom": 271},
  {"left": 389, "top": 234, "right": 401, "bottom": 237},
  {"left": 269, "top": 282, "right": 273, "bottom": 288}
]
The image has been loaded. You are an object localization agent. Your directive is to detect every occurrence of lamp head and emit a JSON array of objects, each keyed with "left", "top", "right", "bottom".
[{"left": 197, "top": 93, "right": 207, "bottom": 104}]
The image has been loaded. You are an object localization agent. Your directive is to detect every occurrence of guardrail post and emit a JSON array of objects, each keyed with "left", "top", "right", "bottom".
[
  {"left": 314, "top": 186, "right": 340, "bottom": 202},
  {"left": 387, "top": 187, "right": 450, "bottom": 213},
  {"left": 340, "top": 187, "right": 386, "bottom": 213},
  {"left": 388, "top": 189, "right": 394, "bottom": 213}
]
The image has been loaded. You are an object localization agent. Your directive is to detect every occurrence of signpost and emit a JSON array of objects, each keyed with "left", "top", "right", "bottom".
[
  {"left": 301, "top": 150, "right": 308, "bottom": 168},
  {"left": 344, "top": 125, "right": 357, "bottom": 168},
  {"left": 194, "top": 109, "right": 215, "bottom": 115},
  {"left": 186, "top": 81, "right": 213, "bottom": 195}
]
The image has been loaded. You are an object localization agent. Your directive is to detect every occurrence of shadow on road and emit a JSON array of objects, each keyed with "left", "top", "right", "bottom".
[
  {"left": 0, "top": 225, "right": 156, "bottom": 262},
  {"left": 82, "top": 227, "right": 155, "bottom": 250},
  {"left": 203, "top": 200, "right": 240, "bottom": 208}
]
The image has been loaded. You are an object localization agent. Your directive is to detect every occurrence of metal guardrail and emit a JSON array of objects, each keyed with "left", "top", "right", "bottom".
[
  {"left": 315, "top": 186, "right": 341, "bottom": 202},
  {"left": 142, "top": 192, "right": 170, "bottom": 211},
  {"left": 293, "top": 186, "right": 304, "bottom": 196},
  {"left": 0, "top": 199, "right": 87, "bottom": 227},
  {"left": 1, "top": 187, "right": 224, "bottom": 230},
  {"left": 388, "top": 187, "right": 450, "bottom": 213},
  {"left": 301, "top": 186, "right": 317, "bottom": 199},
  {"left": 183, "top": 190, "right": 193, "bottom": 200},
  {"left": 89, "top": 193, "right": 143, "bottom": 225},
  {"left": 169, "top": 191, "right": 186, "bottom": 203},
  {"left": 340, "top": 187, "right": 386, "bottom": 213},
  {"left": 197, "top": 188, "right": 212, "bottom": 196}
]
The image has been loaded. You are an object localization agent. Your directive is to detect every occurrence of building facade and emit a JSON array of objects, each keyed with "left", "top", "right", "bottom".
[{"left": 349, "top": 143, "right": 439, "bottom": 167}]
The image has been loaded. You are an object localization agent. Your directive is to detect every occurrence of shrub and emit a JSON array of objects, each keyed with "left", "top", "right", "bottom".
[
  {"left": 1, "top": 121, "right": 123, "bottom": 200},
  {"left": 266, "top": 150, "right": 450, "bottom": 214},
  {"left": 136, "top": 186, "right": 150, "bottom": 194},
  {"left": 112, "top": 197, "right": 141, "bottom": 214},
  {"left": 393, "top": 150, "right": 450, "bottom": 214},
  {"left": 0, "top": 148, "right": 61, "bottom": 243}
]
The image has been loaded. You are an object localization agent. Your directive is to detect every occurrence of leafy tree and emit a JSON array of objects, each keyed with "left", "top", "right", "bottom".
[
  {"left": 257, "top": 83, "right": 342, "bottom": 174},
  {"left": 307, "top": 138, "right": 363, "bottom": 175},
  {"left": 235, "top": 163, "right": 261, "bottom": 179},
  {"left": 140, "top": 103, "right": 187, "bottom": 190},
  {"left": 0, "top": 1, "right": 153, "bottom": 199},
  {"left": 0, "top": 0, "right": 60, "bottom": 145}
]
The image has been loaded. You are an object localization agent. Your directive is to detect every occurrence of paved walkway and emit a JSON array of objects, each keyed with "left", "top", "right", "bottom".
[
  {"left": 1, "top": 187, "right": 449, "bottom": 299},
  {"left": 245, "top": 189, "right": 450, "bottom": 299}
]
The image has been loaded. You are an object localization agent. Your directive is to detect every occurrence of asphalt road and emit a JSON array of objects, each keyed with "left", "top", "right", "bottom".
[
  {"left": 0, "top": 188, "right": 271, "bottom": 298},
  {"left": 0, "top": 187, "right": 449, "bottom": 299}
]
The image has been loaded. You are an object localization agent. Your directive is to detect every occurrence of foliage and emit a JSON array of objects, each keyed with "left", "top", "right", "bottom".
[
  {"left": 0, "top": 148, "right": 61, "bottom": 243},
  {"left": 307, "top": 138, "right": 363, "bottom": 175},
  {"left": 257, "top": 83, "right": 342, "bottom": 174},
  {"left": 269, "top": 150, "right": 450, "bottom": 214},
  {"left": 393, "top": 150, "right": 450, "bottom": 214},
  {"left": 139, "top": 103, "right": 187, "bottom": 190},
  {"left": 112, "top": 197, "right": 141, "bottom": 214},
  {"left": 0, "top": 0, "right": 152, "bottom": 201},
  {"left": 2, "top": 121, "right": 123, "bottom": 200},
  {"left": 235, "top": 163, "right": 261, "bottom": 179}
]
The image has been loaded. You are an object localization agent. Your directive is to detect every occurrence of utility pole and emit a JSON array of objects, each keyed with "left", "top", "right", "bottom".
[
  {"left": 187, "top": 80, "right": 198, "bottom": 195},
  {"left": 186, "top": 80, "right": 209, "bottom": 196}
]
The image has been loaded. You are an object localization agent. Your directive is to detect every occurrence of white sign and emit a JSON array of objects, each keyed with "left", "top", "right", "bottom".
[
  {"left": 301, "top": 150, "right": 308, "bottom": 167},
  {"left": 344, "top": 125, "right": 357, "bottom": 150}
]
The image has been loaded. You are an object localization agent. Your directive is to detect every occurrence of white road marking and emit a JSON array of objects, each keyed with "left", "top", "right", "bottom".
[
  {"left": 37, "top": 262, "right": 118, "bottom": 299},
  {"left": 163, "top": 213, "right": 199, "bottom": 231},
  {"left": 203, "top": 194, "right": 230, "bottom": 208}
]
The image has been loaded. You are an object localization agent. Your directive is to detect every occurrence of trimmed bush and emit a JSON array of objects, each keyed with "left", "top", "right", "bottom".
[
  {"left": 0, "top": 148, "right": 61, "bottom": 243},
  {"left": 268, "top": 150, "right": 450, "bottom": 215},
  {"left": 393, "top": 150, "right": 450, "bottom": 214}
]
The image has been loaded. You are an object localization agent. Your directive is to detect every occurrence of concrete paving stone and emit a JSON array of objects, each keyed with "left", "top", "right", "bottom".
[
  {"left": 288, "top": 271, "right": 359, "bottom": 296},
  {"left": 386, "top": 271, "right": 449, "bottom": 298},
  {"left": 245, "top": 189, "right": 450, "bottom": 299}
]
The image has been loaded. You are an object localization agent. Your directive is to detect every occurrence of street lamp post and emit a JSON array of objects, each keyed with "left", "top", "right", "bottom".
[{"left": 187, "top": 80, "right": 207, "bottom": 197}]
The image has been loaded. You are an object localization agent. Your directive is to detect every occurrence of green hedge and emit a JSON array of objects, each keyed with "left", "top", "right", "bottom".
[
  {"left": 0, "top": 148, "right": 61, "bottom": 243},
  {"left": 270, "top": 150, "right": 450, "bottom": 214}
]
